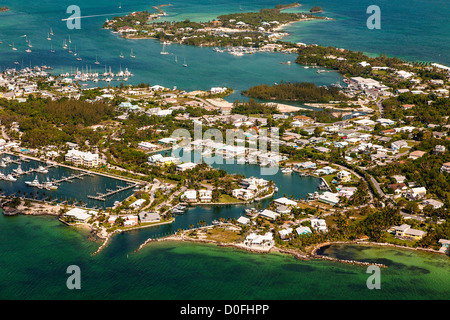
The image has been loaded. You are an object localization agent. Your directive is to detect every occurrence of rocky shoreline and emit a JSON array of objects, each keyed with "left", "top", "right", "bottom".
[{"left": 133, "top": 233, "right": 393, "bottom": 268}]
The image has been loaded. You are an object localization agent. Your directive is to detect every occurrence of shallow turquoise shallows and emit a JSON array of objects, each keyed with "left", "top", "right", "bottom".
[{"left": 1, "top": 213, "right": 449, "bottom": 300}]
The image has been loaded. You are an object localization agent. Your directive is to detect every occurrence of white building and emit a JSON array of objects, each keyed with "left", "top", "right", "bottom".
[
  {"left": 310, "top": 218, "right": 328, "bottom": 232},
  {"left": 64, "top": 208, "right": 92, "bottom": 223},
  {"left": 65, "top": 149, "right": 99, "bottom": 167},
  {"left": 318, "top": 192, "right": 340, "bottom": 206},
  {"left": 181, "top": 190, "right": 197, "bottom": 203},
  {"left": 244, "top": 232, "right": 274, "bottom": 248}
]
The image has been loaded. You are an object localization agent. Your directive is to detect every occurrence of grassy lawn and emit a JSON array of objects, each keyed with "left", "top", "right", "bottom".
[
  {"left": 205, "top": 227, "right": 243, "bottom": 243},
  {"left": 219, "top": 194, "right": 243, "bottom": 203}
]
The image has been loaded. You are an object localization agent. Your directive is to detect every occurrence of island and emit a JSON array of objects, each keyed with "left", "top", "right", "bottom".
[
  {"left": 103, "top": 4, "right": 331, "bottom": 50},
  {"left": 0, "top": 6, "right": 9, "bottom": 12},
  {"left": 310, "top": 6, "right": 323, "bottom": 13}
]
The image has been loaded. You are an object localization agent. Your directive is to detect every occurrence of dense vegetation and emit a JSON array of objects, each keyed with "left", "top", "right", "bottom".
[
  {"left": 0, "top": 97, "right": 115, "bottom": 147},
  {"left": 242, "top": 82, "right": 349, "bottom": 102},
  {"left": 231, "top": 99, "right": 279, "bottom": 115},
  {"left": 382, "top": 93, "right": 450, "bottom": 125}
]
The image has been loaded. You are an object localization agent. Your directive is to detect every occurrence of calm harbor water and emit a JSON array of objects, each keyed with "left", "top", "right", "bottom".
[
  {"left": 0, "top": 0, "right": 449, "bottom": 300},
  {"left": 0, "top": 154, "right": 136, "bottom": 208}
]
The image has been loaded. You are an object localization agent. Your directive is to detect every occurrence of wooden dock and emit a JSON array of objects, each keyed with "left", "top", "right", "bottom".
[{"left": 88, "top": 183, "right": 138, "bottom": 201}]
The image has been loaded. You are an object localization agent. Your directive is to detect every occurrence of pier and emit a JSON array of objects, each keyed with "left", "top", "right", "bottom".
[
  {"left": 50, "top": 171, "right": 93, "bottom": 184},
  {"left": 88, "top": 183, "right": 138, "bottom": 201}
]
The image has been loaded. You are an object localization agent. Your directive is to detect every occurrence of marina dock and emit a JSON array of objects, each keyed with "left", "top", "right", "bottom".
[{"left": 88, "top": 183, "right": 138, "bottom": 201}]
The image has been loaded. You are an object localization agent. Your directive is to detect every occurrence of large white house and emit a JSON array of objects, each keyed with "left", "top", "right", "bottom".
[{"left": 65, "top": 149, "right": 99, "bottom": 167}]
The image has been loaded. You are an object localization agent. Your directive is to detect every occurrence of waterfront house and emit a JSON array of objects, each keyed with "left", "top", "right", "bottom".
[
  {"left": 139, "top": 211, "right": 161, "bottom": 223},
  {"left": 392, "top": 224, "right": 426, "bottom": 240},
  {"left": 295, "top": 161, "right": 316, "bottom": 170},
  {"left": 244, "top": 232, "right": 274, "bottom": 248},
  {"left": 181, "top": 190, "right": 197, "bottom": 203},
  {"left": 148, "top": 154, "right": 163, "bottom": 164},
  {"left": 318, "top": 192, "right": 340, "bottom": 206},
  {"left": 438, "top": 239, "right": 450, "bottom": 254},
  {"left": 273, "top": 197, "right": 298, "bottom": 208},
  {"left": 198, "top": 189, "right": 212, "bottom": 203},
  {"left": 258, "top": 209, "right": 279, "bottom": 221},
  {"left": 237, "top": 216, "right": 250, "bottom": 225},
  {"left": 315, "top": 166, "right": 336, "bottom": 175},
  {"left": 232, "top": 188, "right": 254, "bottom": 201}
]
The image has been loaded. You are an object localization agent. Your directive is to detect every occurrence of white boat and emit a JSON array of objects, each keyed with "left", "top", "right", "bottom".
[
  {"left": 0, "top": 161, "right": 6, "bottom": 167},
  {"left": 47, "top": 33, "right": 51, "bottom": 41},
  {"left": 95, "top": 55, "right": 100, "bottom": 65},
  {"left": 43, "top": 177, "right": 57, "bottom": 190},
  {"left": 183, "top": 58, "right": 187, "bottom": 67},
  {"left": 12, "top": 42, "right": 17, "bottom": 51},
  {"left": 36, "top": 165, "right": 48, "bottom": 174},
  {"left": 130, "top": 48, "right": 135, "bottom": 58},
  {"left": 50, "top": 28, "right": 54, "bottom": 36},
  {"left": 13, "top": 165, "right": 24, "bottom": 174},
  {"left": 120, "top": 52, "right": 124, "bottom": 58},
  {"left": 25, "top": 177, "right": 41, "bottom": 187},
  {"left": 281, "top": 167, "right": 293, "bottom": 174},
  {"left": 5, "top": 174, "right": 17, "bottom": 182},
  {"left": 160, "top": 43, "right": 168, "bottom": 55}
]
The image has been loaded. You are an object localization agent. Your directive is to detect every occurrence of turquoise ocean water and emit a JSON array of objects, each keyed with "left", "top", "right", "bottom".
[{"left": 0, "top": 0, "right": 449, "bottom": 299}]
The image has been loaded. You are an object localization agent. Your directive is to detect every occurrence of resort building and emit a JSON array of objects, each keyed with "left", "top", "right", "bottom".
[
  {"left": 65, "top": 149, "right": 99, "bottom": 167},
  {"left": 64, "top": 208, "right": 92, "bottom": 224}
]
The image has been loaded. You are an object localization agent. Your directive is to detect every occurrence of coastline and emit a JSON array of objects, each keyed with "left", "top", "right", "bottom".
[{"left": 134, "top": 233, "right": 392, "bottom": 268}]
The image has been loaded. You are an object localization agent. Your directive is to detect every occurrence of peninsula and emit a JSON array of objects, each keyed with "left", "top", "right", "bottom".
[{"left": 103, "top": 4, "right": 331, "bottom": 49}]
